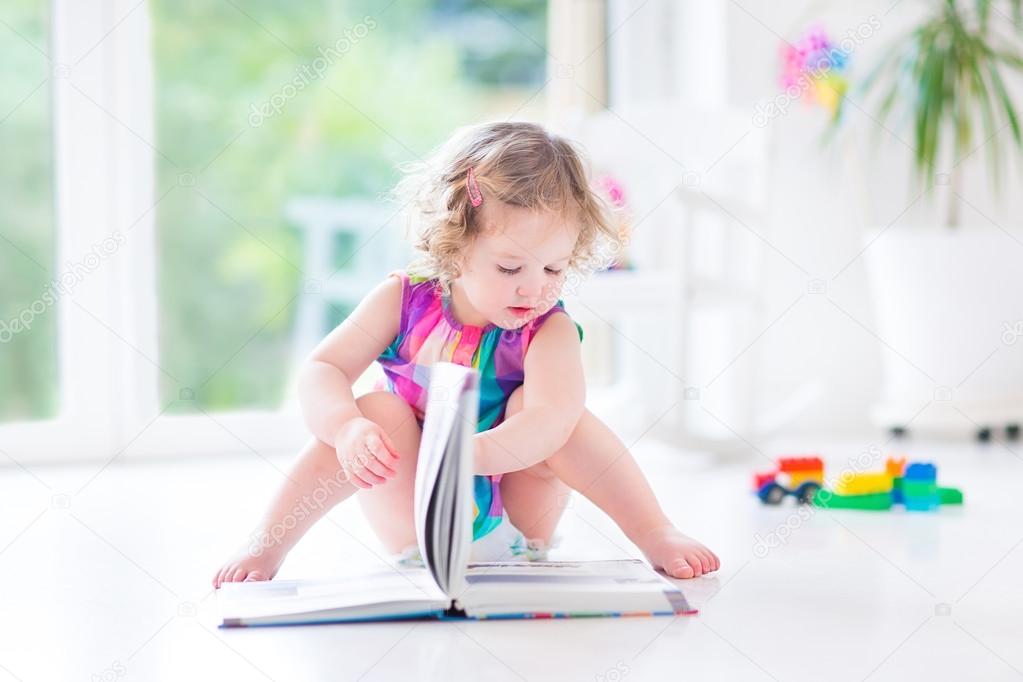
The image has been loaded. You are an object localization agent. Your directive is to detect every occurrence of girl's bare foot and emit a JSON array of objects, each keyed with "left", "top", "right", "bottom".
[
  {"left": 212, "top": 541, "right": 286, "bottom": 588},
  {"left": 634, "top": 524, "right": 720, "bottom": 579}
]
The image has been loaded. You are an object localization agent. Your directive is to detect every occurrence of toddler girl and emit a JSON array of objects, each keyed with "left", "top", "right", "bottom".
[{"left": 213, "top": 121, "right": 719, "bottom": 587}]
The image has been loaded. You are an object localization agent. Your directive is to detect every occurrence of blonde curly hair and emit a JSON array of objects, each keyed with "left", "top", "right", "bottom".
[{"left": 393, "top": 121, "right": 621, "bottom": 296}]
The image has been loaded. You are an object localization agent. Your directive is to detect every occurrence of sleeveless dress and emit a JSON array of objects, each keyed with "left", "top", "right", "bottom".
[{"left": 374, "top": 270, "right": 583, "bottom": 542}]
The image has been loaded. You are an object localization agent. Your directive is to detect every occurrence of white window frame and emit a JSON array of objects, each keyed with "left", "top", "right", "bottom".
[
  {"left": 1, "top": 0, "right": 306, "bottom": 464},
  {"left": 2, "top": 0, "right": 591, "bottom": 464}
]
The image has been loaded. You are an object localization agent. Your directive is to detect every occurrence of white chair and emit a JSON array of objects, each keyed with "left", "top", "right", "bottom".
[
  {"left": 567, "top": 104, "right": 771, "bottom": 454},
  {"left": 285, "top": 196, "right": 411, "bottom": 372}
]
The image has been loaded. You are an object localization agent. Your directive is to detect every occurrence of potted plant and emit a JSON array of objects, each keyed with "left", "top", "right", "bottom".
[{"left": 838, "top": 0, "right": 1023, "bottom": 438}]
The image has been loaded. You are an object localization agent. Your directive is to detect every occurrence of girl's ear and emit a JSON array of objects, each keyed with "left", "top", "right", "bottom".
[
  {"left": 447, "top": 254, "right": 465, "bottom": 280},
  {"left": 452, "top": 235, "right": 478, "bottom": 279}
]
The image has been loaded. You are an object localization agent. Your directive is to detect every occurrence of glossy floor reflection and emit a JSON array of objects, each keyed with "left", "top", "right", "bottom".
[{"left": 1, "top": 438, "right": 1020, "bottom": 681}]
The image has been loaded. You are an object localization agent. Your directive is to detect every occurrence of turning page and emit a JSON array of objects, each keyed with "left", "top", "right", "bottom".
[{"left": 413, "top": 362, "right": 477, "bottom": 598}]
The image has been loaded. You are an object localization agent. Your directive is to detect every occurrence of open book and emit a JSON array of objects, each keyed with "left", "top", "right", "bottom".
[{"left": 217, "top": 363, "right": 695, "bottom": 627}]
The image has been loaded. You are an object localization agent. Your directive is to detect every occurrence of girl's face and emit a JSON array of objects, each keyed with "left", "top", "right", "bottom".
[{"left": 454, "top": 201, "right": 579, "bottom": 330}]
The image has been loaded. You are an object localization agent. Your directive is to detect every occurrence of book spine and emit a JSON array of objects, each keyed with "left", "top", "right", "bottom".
[
  {"left": 469, "top": 610, "right": 682, "bottom": 620},
  {"left": 440, "top": 603, "right": 468, "bottom": 619},
  {"left": 663, "top": 588, "right": 699, "bottom": 615}
]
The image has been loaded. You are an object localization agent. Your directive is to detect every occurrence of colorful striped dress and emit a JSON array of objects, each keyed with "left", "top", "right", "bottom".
[{"left": 375, "top": 270, "right": 583, "bottom": 541}]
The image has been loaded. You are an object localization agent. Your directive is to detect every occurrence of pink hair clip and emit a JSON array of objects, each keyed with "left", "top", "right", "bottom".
[{"left": 466, "top": 166, "right": 483, "bottom": 207}]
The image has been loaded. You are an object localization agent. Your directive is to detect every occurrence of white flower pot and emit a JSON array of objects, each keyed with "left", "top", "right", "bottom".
[{"left": 864, "top": 225, "right": 1023, "bottom": 438}]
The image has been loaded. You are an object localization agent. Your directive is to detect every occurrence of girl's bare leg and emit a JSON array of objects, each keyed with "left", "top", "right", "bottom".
[
  {"left": 212, "top": 390, "right": 421, "bottom": 586},
  {"left": 499, "top": 391, "right": 570, "bottom": 545},
  {"left": 212, "top": 436, "right": 357, "bottom": 587},
  {"left": 497, "top": 388, "right": 720, "bottom": 579},
  {"left": 349, "top": 391, "right": 424, "bottom": 553}
]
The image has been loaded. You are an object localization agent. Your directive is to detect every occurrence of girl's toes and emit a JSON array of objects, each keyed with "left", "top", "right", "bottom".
[
  {"left": 668, "top": 558, "right": 695, "bottom": 579},
  {"left": 244, "top": 570, "right": 267, "bottom": 582},
  {"left": 687, "top": 554, "right": 705, "bottom": 577},
  {"left": 228, "top": 567, "right": 246, "bottom": 583}
]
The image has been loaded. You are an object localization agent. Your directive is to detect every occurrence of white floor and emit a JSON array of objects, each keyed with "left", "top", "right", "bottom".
[{"left": 1, "top": 437, "right": 1021, "bottom": 682}]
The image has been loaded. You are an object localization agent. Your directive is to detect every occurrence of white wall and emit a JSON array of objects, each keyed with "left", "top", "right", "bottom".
[{"left": 608, "top": 0, "right": 1023, "bottom": 437}]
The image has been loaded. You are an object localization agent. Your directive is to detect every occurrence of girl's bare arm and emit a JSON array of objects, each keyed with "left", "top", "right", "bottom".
[
  {"left": 213, "top": 275, "right": 405, "bottom": 586},
  {"left": 474, "top": 313, "right": 586, "bottom": 475},
  {"left": 297, "top": 274, "right": 403, "bottom": 444}
]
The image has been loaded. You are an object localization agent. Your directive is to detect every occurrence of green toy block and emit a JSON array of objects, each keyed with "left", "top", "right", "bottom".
[
  {"left": 938, "top": 487, "right": 963, "bottom": 505},
  {"left": 901, "top": 480, "right": 938, "bottom": 497},
  {"left": 812, "top": 490, "right": 893, "bottom": 510}
]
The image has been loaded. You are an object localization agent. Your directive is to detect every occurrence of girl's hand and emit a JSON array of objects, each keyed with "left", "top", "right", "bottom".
[{"left": 334, "top": 417, "right": 401, "bottom": 488}]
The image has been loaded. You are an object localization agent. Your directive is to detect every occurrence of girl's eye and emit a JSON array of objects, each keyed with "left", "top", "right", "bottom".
[{"left": 497, "top": 265, "right": 562, "bottom": 275}]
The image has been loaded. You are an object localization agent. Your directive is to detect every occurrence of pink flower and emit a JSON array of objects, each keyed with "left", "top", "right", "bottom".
[{"left": 597, "top": 174, "right": 626, "bottom": 208}]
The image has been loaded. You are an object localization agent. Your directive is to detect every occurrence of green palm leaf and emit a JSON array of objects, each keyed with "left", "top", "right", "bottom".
[{"left": 834, "top": 0, "right": 1023, "bottom": 225}]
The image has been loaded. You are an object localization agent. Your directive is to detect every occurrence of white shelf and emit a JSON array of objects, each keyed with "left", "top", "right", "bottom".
[
  {"left": 566, "top": 269, "right": 758, "bottom": 311},
  {"left": 565, "top": 269, "right": 675, "bottom": 310}
]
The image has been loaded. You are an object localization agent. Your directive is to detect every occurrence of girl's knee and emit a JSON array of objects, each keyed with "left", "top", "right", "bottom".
[
  {"left": 521, "top": 460, "right": 559, "bottom": 481},
  {"left": 355, "top": 390, "right": 415, "bottom": 424}
]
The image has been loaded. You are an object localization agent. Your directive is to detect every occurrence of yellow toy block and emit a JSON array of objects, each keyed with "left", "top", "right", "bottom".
[
  {"left": 787, "top": 470, "right": 824, "bottom": 488},
  {"left": 835, "top": 471, "right": 893, "bottom": 495}
]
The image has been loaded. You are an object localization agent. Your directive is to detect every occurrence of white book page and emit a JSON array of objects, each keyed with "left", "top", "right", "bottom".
[
  {"left": 457, "top": 560, "right": 694, "bottom": 617},
  {"left": 413, "top": 362, "right": 477, "bottom": 597},
  {"left": 217, "top": 568, "right": 448, "bottom": 623},
  {"left": 445, "top": 370, "right": 476, "bottom": 599}
]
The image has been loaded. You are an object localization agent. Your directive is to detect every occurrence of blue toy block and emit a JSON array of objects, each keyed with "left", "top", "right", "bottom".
[
  {"left": 904, "top": 463, "right": 936, "bottom": 481},
  {"left": 904, "top": 495, "right": 939, "bottom": 511},
  {"left": 902, "top": 463, "right": 939, "bottom": 511}
]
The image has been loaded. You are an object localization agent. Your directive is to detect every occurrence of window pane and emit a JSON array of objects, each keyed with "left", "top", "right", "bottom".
[
  {"left": 0, "top": 0, "right": 57, "bottom": 422},
  {"left": 152, "top": 0, "right": 548, "bottom": 413}
]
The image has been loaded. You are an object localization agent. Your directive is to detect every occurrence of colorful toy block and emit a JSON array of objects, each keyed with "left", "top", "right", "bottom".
[
  {"left": 904, "top": 463, "right": 937, "bottom": 481},
  {"left": 902, "top": 463, "right": 940, "bottom": 511},
  {"left": 886, "top": 457, "right": 907, "bottom": 477},
  {"left": 753, "top": 455, "right": 963, "bottom": 511},
  {"left": 777, "top": 456, "right": 825, "bottom": 472},
  {"left": 753, "top": 455, "right": 824, "bottom": 505},
  {"left": 812, "top": 490, "right": 893, "bottom": 511},
  {"left": 834, "top": 471, "right": 893, "bottom": 496},
  {"left": 938, "top": 487, "right": 964, "bottom": 505},
  {"left": 752, "top": 471, "right": 778, "bottom": 491}
]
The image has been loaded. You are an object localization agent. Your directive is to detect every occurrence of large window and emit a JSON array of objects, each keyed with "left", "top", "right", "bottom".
[
  {"left": 0, "top": 0, "right": 552, "bottom": 462},
  {"left": 0, "top": 0, "right": 57, "bottom": 422},
  {"left": 151, "top": 0, "right": 549, "bottom": 414}
]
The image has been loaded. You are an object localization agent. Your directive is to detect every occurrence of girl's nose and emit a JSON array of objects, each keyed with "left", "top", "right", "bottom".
[
  {"left": 517, "top": 282, "right": 542, "bottom": 299},
  {"left": 515, "top": 282, "right": 540, "bottom": 296}
]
